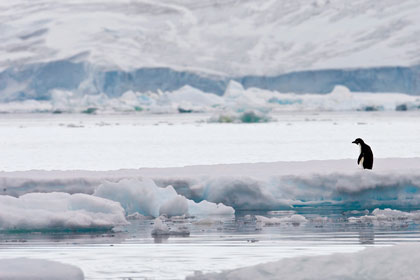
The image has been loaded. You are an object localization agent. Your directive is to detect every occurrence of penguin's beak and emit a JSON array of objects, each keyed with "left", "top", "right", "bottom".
[{"left": 352, "top": 140, "right": 357, "bottom": 144}]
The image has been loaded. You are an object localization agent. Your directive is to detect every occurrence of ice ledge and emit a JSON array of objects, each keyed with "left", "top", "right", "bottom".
[{"left": 2, "top": 158, "right": 420, "bottom": 211}]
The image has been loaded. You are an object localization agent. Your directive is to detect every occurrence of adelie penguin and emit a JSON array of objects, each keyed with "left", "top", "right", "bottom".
[{"left": 352, "top": 138, "right": 373, "bottom": 169}]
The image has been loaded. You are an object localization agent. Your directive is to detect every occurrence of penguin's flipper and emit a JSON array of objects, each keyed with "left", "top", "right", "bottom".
[{"left": 357, "top": 154, "right": 363, "bottom": 165}]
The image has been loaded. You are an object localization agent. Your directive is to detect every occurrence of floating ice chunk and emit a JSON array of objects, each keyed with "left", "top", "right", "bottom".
[
  {"left": 0, "top": 192, "right": 127, "bottom": 231},
  {"left": 94, "top": 178, "right": 178, "bottom": 218},
  {"left": 94, "top": 178, "right": 234, "bottom": 218},
  {"left": 255, "top": 214, "right": 307, "bottom": 226},
  {"left": 151, "top": 216, "right": 190, "bottom": 237},
  {"left": 188, "top": 200, "right": 234, "bottom": 216},
  {"left": 0, "top": 258, "right": 84, "bottom": 280},
  {"left": 151, "top": 217, "right": 170, "bottom": 236},
  {"left": 348, "top": 208, "right": 420, "bottom": 224}
]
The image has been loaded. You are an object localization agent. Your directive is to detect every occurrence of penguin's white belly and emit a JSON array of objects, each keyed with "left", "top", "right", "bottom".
[{"left": 359, "top": 156, "right": 364, "bottom": 167}]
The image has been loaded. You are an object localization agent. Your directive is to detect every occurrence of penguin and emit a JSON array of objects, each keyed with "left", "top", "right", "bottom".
[{"left": 352, "top": 138, "right": 373, "bottom": 169}]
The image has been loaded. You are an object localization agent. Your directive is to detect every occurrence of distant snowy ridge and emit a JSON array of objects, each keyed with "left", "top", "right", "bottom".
[
  {"left": 187, "top": 244, "right": 420, "bottom": 280},
  {"left": 1, "top": 0, "right": 420, "bottom": 76},
  {"left": 2, "top": 158, "right": 420, "bottom": 211},
  {"left": 2, "top": 0, "right": 420, "bottom": 103}
]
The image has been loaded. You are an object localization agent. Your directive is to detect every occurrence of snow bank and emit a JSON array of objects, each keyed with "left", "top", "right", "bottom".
[
  {"left": 0, "top": 192, "right": 127, "bottom": 231},
  {"left": 0, "top": 258, "right": 84, "bottom": 280},
  {"left": 188, "top": 244, "right": 420, "bottom": 280},
  {"left": 93, "top": 178, "right": 234, "bottom": 217}
]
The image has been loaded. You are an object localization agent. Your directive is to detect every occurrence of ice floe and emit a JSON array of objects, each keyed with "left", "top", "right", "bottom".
[
  {"left": 188, "top": 244, "right": 420, "bottom": 280},
  {"left": 0, "top": 192, "right": 127, "bottom": 231},
  {"left": 3, "top": 159, "right": 420, "bottom": 212},
  {"left": 0, "top": 258, "right": 84, "bottom": 280}
]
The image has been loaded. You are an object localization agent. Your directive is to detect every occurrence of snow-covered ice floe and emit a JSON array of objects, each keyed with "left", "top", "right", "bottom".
[
  {"left": 0, "top": 192, "right": 127, "bottom": 231},
  {"left": 187, "top": 244, "right": 420, "bottom": 280},
  {"left": 0, "top": 258, "right": 84, "bottom": 280},
  {"left": 2, "top": 158, "right": 420, "bottom": 214}
]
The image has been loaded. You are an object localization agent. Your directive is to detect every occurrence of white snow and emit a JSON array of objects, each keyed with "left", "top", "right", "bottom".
[
  {"left": 93, "top": 178, "right": 234, "bottom": 217},
  {"left": 0, "top": 258, "right": 84, "bottom": 280},
  {"left": 187, "top": 244, "right": 420, "bottom": 280},
  {"left": 1, "top": 1, "right": 420, "bottom": 75},
  {"left": 0, "top": 192, "right": 127, "bottom": 231}
]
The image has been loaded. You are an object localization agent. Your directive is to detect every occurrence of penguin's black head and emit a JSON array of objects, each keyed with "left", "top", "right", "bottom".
[{"left": 352, "top": 138, "right": 365, "bottom": 145}]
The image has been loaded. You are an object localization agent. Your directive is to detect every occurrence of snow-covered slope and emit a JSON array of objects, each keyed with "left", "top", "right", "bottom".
[
  {"left": 1, "top": 0, "right": 420, "bottom": 101},
  {"left": 1, "top": 0, "right": 420, "bottom": 75}
]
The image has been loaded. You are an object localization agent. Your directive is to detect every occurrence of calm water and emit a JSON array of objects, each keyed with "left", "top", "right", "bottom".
[{"left": 1, "top": 209, "right": 420, "bottom": 279}]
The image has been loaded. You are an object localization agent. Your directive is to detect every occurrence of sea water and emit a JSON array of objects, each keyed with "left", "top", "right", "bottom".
[
  {"left": 1, "top": 111, "right": 420, "bottom": 279},
  {"left": 1, "top": 209, "right": 420, "bottom": 279}
]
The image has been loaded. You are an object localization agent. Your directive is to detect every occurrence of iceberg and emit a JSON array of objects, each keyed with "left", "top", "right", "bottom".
[
  {"left": 0, "top": 258, "right": 84, "bottom": 280},
  {"left": 93, "top": 178, "right": 234, "bottom": 217},
  {"left": 0, "top": 192, "right": 127, "bottom": 231}
]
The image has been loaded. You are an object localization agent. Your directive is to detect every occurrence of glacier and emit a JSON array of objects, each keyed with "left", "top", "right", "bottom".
[
  {"left": 1, "top": 63, "right": 420, "bottom": 104},
  {"left": 1, "top": 0, "right": 420, "bottom": 104}
]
